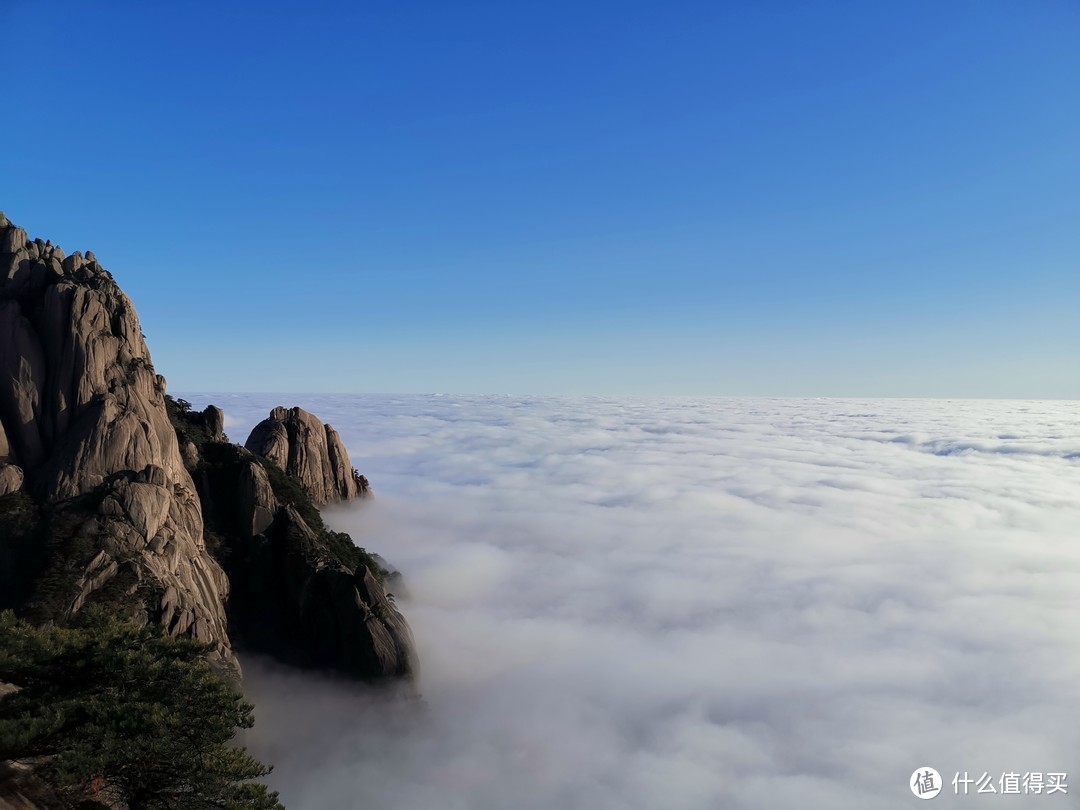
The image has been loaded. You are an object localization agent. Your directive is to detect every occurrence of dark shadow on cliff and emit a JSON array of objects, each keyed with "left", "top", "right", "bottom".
[{"left": 166, "top": 397, "right": 417, "bottom": 683}]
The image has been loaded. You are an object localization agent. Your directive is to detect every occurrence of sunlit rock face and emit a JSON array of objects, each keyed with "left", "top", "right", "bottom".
[
  {"left": 0, "top": 211, "right": 235, "bottom": 673},
  {"left": 245, "top": 406, "right": 367, "bottom": 504},
  {"left": 0, "top": 211, "right": 415, "bottom": 688}
]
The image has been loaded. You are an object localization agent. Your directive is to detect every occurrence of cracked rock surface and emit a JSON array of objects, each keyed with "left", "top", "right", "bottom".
[{"left": 0, "top": 211, "right": 233, "bottom": 671}]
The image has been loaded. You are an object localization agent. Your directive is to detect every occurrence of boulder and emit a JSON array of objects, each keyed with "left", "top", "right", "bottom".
[
  {"left": 203, "top": 405, "right": 225, "bottom": 442},
  {"left": 180, "top": 440, "right": 199, "bottom": 469},
  {"left": 245, "top": 406, "right": 361, "bottom": 504},
  {"left": 0, "top": 463, "right": 23, "bottom": 496},
  {"left": 0, "top": 225, "right": 26, "bottom": 253},
  {"left": 238, "top": 459, "right": 277, "bottom": 538}
]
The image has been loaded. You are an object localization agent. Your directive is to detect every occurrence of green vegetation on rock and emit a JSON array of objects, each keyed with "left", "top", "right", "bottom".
[
  {"left": 165, "top": 396, "right": 387, "bottom": 579},
  {"left": 164, "top": 396, "right": 216, "bottom": 449},
  {"left": 0, "top": 609, "right": 283, "bottom": 810}
]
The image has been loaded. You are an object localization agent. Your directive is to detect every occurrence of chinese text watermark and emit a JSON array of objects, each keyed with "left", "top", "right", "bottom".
[{"left": 910, "top": 768, "right": 1067, "bottom": 799}]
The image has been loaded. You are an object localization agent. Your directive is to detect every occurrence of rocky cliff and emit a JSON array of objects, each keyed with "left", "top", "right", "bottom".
[
  {"left": 177, "top": 403, "right": 415, "bottom": 680},
  {"left": 0, "top": 212, "right": 416, "bottom": 684},
  {"left": 245, "top": 406, "right": 369, "bottom": 504},
  {"left": 0, "top": 212, "right": 233, "bottom": 671}
]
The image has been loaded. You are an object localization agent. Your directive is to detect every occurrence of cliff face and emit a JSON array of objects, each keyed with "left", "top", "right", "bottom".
[
  {"left": 0, "top": 212, "right": 416, "bottom": 685},
  {"left": 181, "top": 411, "right": 415, "bottom": 680},
  {"left": 245, "top": 406, "right": 368, "bottom": 504},
  {"left": 0, "top": 212, "right": 233, "bottom": 670}
]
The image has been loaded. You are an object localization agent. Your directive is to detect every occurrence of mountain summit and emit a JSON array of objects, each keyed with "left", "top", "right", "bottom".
[{"left": 0, "top": 211, "right": 416, "bottom": 684}]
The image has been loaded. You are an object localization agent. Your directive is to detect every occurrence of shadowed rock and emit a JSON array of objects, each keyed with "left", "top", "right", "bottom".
[
  {"left": 230, "top": 504, "right": 416, "bottom": 679},
  {"left": 184, "top": 435, "right": 415, "bottom": 681},
  {"left": 203, "top": 404, "right": 225, "bottom": 442}
]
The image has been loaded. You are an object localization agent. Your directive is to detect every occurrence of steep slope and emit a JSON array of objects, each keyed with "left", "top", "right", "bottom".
[
  {"left": 0, "top": 211, "right": 417, "bottom": 685},
  {"left": 0, "top": 214, "right": 420, "bottom": 808},
  {"left": 0, "top": 212, "right": 234, "bottom": 671},
  {"left": 176, "top": 403, "right": 415, "bottom": 680}
]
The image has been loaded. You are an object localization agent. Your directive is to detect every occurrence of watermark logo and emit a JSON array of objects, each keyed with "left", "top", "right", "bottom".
[
  {"left": 911, "top": 767, "right": 943, "bottom": 800},
  {"left": 952, "top": 771, "right": 1068, "bottom": 796},
  {"left": 909, "top": 768, "right": 1068, "bottom": 798}
]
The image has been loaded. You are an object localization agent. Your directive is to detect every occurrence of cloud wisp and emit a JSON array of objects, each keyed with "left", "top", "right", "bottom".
[{"left": 192, "top": 394, "right": 1080, "bottom": 810}]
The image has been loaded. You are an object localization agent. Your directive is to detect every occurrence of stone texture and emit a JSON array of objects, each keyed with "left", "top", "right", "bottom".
[
  {"left": 181, "top": 440, "right": 199, "bottom": 469},
  {"left": 223, "top": 504, "right": 417, "bottom": 680},
  {"left": 0, "top": 225, "right": 26, "bottom": 254},
  {"left": 245, "top": 406, "right": 361, "bottom": 504},
  {"left": 203, "top": 404, "right": 225, "bottom": 442},
  {"left": 0, "top": 215, "right": 234, "bottom": 672},
  {"left": 238, "top": 459, "right": 277, "bottom": 538},
  {"left": 185, "top": 436, "right": 415, "bottom": 682},
  {"left": 0, "top": 463, "right": 23, "bottom": 495},
  {"left": 0, "top": 212, "right": 415, "bottom": 689},
  {"left": 245, "top": 411, "right": 288, "bottom": 470}
]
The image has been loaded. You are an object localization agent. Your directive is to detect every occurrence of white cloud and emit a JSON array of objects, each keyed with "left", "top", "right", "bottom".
[{"left": 187, "top": 394, "right": 1080, "bottom": 809}]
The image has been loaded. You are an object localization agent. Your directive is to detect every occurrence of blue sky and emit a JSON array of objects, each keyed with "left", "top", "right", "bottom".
[{"left": 4, "top": 0, "right": 1078, "bottom": 396}]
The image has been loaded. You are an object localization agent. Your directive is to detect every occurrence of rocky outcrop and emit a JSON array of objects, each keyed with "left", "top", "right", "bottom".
[
  {"left": 0, "top": 464, "right": 22, "bottom": 497},
  {"left": 0, "top": 212, "right": 420, "bottom": 810},
  {"left": 245, "top": 407, "right": 367, "bottom": 504},
  {"left": 263, "top": 507, "right": 415, "bottom": 678},
  {"left": 238, "top": 459, "right": 277, "bottom": 538},
  {"left": 203, "top": 405, "right": 225, "bottom": 442},
  {"left": 0, "top": 210, "right": 414, "bottom": 687},
  {"left": 224, "top": 501, "right": 416, "bottom": 679},
  {"left": 0, "top": 212, "right": 234, "bottom": 672},
  {"left": 184, "top": 434, "right": 415, "bottom": 681}
]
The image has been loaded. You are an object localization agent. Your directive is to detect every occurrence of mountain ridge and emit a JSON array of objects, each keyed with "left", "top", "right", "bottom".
[{"left": 0, "top": 211, "right": 417, "bottom": 807}]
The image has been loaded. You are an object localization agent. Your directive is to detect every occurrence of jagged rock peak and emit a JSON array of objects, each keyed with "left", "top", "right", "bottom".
[
  {"left": 0, "top": 212, "right": 235, "bottom": 672},
  {"left": 245, "top": 406, "right": 367, "bottom": 505},
  {"left": 184, "top": 424, "right": 414, "bottom": 681},
  {"left": 1, "top": 214, "right": 111, "bottom": 295}
]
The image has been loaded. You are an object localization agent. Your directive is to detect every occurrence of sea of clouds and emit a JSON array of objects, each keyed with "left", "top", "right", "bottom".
[{"left": 183, "top": 394, "right": 1080, "bottom": 810}]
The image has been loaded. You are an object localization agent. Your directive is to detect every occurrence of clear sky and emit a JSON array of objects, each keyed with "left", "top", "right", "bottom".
[{"left": 4, "top": 1, "right": 1078, "bottom": 397}]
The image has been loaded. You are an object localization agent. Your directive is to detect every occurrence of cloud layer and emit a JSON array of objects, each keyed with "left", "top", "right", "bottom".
[{"left": 189, "top": 394, "right": 1080, "bottom": 809}]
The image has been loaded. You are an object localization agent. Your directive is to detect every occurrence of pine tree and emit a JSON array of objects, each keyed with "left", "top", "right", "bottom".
[{"left": 0, "top": 609, "right": 284, "bottom": 809}]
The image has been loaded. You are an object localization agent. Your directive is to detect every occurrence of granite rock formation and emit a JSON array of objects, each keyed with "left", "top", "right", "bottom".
[
  {"left": 181, "top": 424, "right": 415, "bottom": 680},
  {"left": 245, "top": 406, "right": 368, "bottom": 504},
  {"left": 0, "top": 214, "right": 420, "bottom": 809},
  {"left": 0, "top": 212, "right": 233, "bottom": 671},
  {"left": 0, "top": 211, "right": 414, "bottom": 684}
]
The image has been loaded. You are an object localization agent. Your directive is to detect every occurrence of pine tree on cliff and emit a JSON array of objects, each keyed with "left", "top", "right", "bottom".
[{"left": 0, "top": 610, "right": 283, "bottom": 810}]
